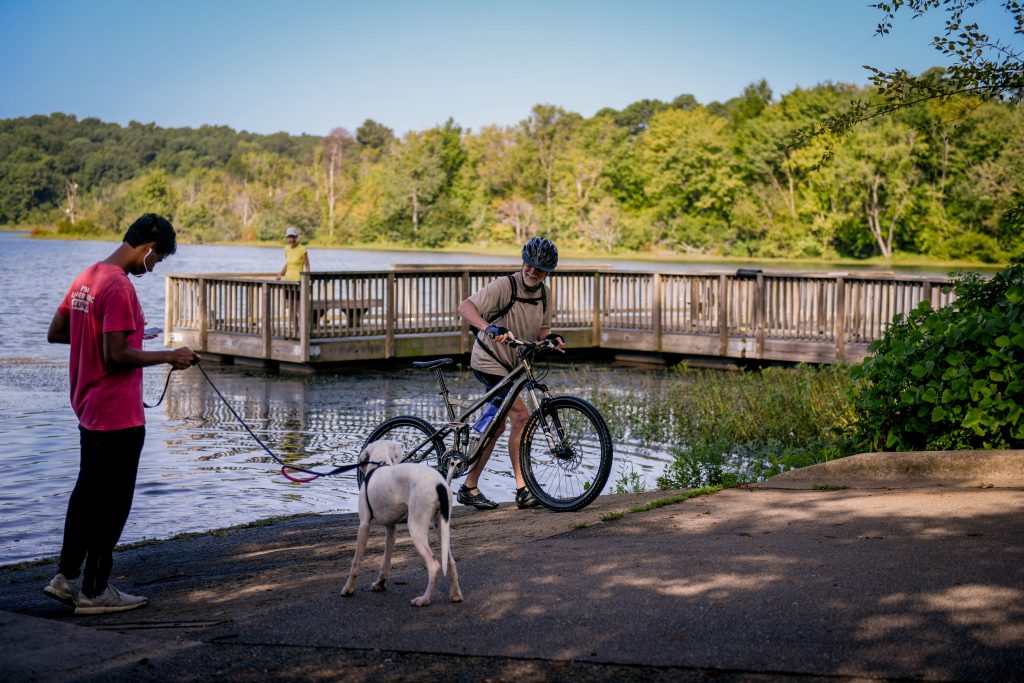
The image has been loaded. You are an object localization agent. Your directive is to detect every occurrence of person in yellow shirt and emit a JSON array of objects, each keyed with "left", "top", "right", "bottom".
[
  {"left": 276, "top": 226, "right": 310, "bottom": 281},
  {"left": 275, "top": 226, "right": 310, "bottom": 332}
]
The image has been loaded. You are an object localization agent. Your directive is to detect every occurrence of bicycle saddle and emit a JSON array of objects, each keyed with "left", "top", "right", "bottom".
[{"left": 412, "top": 358, "right": 454, "bottom": 369}]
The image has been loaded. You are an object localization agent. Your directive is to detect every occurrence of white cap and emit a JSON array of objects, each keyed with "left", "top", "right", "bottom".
[{"left": 285, "top": 227, "right": 299, "bottom": 238}]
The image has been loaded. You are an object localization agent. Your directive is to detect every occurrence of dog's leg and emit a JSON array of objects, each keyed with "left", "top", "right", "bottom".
[
  {"left": 341, "top": 519, "right": 371, "bottom": 597},
  {"left": 408, "top": 515, "right": 441, "bottom": 607},
  {"left": 371, "top": 524, "right": 397, "bottom": 592},
  {"left": 439, "top": 512, "right": 464, "bottom": 603}
]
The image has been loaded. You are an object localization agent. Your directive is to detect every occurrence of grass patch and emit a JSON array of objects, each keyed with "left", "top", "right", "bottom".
[
  {"left": 611, "top": 463, "right": 647, "bottom": 494},
  {"left": 1, "top": 557, "right": 53, "bottom": 573},
  {"left": 627, "top": 485, "right": 725, "bottom": 513},
  {"left": 568, "top": 485, "right": 726, "bottom": 534}
]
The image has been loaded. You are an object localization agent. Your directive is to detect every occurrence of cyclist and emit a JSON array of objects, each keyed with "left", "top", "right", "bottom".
[{"left": 455, "top": 236, "right": 566, "bottom": 510}]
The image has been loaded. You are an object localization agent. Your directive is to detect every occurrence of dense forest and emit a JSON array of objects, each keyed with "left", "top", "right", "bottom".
[{"left": 2, "top": 72, "right": 1021, "bottom": 262}]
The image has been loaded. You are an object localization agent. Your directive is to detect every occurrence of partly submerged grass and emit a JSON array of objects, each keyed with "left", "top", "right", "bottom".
[{"left": 586, "top": 364, "right": 857, "bottom": 489}]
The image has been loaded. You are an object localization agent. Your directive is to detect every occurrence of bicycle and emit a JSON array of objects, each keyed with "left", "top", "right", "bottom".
[{"left": 361, "top": 337, "right": 613, "bottom": 512}]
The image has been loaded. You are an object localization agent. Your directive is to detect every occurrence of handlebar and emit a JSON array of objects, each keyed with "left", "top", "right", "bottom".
[{"left": 501, "top": 337, "right": 565, "bottom": 354}]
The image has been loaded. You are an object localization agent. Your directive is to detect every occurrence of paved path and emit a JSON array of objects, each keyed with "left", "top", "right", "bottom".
[{"left": 2, "top": 451, "right": 1023, "bottom": 682}]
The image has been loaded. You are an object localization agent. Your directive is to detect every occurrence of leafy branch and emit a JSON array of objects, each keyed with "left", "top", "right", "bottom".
[{"left": 792, "top": 1, "right": 1023, "bottom": 168}]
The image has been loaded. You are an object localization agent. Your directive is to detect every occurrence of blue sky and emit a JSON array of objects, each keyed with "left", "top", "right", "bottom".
[{"left": 0, "top": 0, "right": 1018, "bottom": 136}]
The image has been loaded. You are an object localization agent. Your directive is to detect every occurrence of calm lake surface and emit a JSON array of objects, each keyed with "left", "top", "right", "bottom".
[{"left": 0, "top": 232, "right": 974, "bottom": 565}]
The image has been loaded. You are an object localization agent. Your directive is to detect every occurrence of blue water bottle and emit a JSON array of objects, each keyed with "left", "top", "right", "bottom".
[{"left": 473, "top": 400, "right": 500, "bottom": 434}]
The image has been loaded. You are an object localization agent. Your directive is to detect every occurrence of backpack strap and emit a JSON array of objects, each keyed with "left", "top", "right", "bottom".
[{"left": 471, "top": 274, "right": 547, "bottom": 372}]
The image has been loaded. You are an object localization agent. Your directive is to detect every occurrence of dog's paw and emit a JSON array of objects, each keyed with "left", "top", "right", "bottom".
[
  {"left": 411, "top": 596, "right": 431, "bottom": 607},
  {"left": 370, "top": 580, "right": 387, "bottom": 592},
  {"left": 450, "top": 592, "right": 464, "bottom": 603},
  {"left": 340, "top": 585, "right": 356, "bottom": 598}
]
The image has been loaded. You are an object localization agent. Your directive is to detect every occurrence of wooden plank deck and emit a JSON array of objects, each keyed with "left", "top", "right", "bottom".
[{"left": 164, "top": 267, "right": 953, "bottom": 368}]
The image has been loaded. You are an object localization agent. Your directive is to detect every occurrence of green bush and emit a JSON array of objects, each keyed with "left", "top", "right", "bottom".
[
  {"left": 850, "top": 264, "right": 1024, "bottom": 450},
  {"left": 55, "top": 218, "right": 101, "bottom": 236}
]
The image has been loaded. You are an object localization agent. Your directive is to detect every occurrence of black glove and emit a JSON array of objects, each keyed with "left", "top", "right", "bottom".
[
  {"left": 544, "top": 332, "right": 565, "bottom": 346},
  {"left": 485, "top": 325, "right": 509, "bottom": 339}
]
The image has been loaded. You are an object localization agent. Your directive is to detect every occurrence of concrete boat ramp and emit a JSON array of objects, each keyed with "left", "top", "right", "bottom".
[{"left": 2, "top": 450, "right": 1022, "bottom": 682}]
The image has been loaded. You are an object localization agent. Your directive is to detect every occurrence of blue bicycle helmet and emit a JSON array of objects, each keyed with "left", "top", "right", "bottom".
[{"left": 521, "top": 237, "right": 558, "bottom": 272}]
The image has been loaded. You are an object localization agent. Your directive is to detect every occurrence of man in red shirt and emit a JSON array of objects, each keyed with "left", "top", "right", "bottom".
[{"left": 44, "top": 213, "right": 198, "bottom": 615}]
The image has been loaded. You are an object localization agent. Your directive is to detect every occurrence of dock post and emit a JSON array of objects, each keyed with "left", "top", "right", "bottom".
[
  {"left": 652, "top": 272, "right": 662, "bottom": 350},
  {"left": 592, "top": 272, "right": 602, "bottom": 348},
  {"left": 262, "top": 281, "right": 272, "bottom": 359},
  {"left": 460, "top": 271, "right": 470, "bottom": 355},
  {"left": 835, "top": 277, "right": 846, "bottom": 362},
  {"left": 755, "top": 272, "right": 766, "bottom": 359},
  {"left": 300, "top": 274, "right": 310, "bottom": 361},
  {"left": 386, "top": 273, "right": 396, "bottom": 359},
  {"left": 164, "top": 276, "right": 173, "bottom": 348},
  {"left": 198, "top": 278, "right": 208, "bottom": 352},
  {"left": 718, "top": 274, "right": 729, "bottom": 356}
]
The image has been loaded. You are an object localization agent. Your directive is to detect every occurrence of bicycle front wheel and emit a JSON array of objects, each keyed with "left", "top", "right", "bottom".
[
  {"left": 519, "top": 396, "right": 613, "bottom": 512},
  {"left": 362, "top": 416, "right": 446, "bottom": 469}
]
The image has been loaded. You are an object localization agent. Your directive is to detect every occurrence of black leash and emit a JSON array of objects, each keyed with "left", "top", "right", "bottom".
[
  {"left": 143, "top": 367, "right": 176, "bottom": 408},
  {"left": 147, "top": 363, "right": 361, "bottom": 482}
]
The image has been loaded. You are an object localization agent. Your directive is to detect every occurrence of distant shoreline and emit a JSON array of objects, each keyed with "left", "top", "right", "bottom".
[{"left": 0, "top": 227, "right": 999, "bottom": 273}]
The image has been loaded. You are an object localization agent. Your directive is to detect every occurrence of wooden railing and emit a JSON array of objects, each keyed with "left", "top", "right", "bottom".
[{"left": 164, "top": 267, "right": 954, "bottom": 366}]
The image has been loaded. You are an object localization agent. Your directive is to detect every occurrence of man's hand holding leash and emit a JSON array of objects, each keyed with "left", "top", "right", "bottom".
[{"left": 169, "top": 347, "right": 200, "bottom": 370}]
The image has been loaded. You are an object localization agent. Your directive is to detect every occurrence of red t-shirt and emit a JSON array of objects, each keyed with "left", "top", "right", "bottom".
[{"left": 58, "top": 263, "right": 145, "bottom": 430}]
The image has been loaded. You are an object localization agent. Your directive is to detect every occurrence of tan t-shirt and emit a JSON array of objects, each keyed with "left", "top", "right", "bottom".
[{"left": 468, "top": 272, "right": 551, "bottom": 375}]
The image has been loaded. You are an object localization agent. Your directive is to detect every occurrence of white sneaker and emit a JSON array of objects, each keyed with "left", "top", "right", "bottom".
[
  {"left": 43, "top": 573, "right": 81, "bottom": 607},
  {"left": 74, "top": 584, "right": 148, "bottom": 615}
]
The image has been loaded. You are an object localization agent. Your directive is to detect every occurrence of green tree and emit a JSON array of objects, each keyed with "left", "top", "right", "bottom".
[
  {"left": 355, "top": 119, "right": 395, "bottom": 161},
  {"left": 830, "top": 117, "right": 924, "bottom": 258},
  {"left": 519, "top": 104, "right": 582, "bottom": 225},
  {"left": 554, "top": 116, "right": 625, "bottom": 249},
  {"left": 380, "top": 129, "right": 447, "bottom": 244},
  {"left": 320, "top": 127, "right": 356, "bottom": 241},
  {"left": 639, "top": 106, "right": 738, "bottom": 252}
]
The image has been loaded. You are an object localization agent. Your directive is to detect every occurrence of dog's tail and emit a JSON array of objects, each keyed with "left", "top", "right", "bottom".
[{"left": 436, "top": 482, "right": 451, "bottom": 577}]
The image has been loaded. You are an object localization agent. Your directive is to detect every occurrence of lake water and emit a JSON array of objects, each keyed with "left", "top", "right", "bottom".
[{"left": 0, "top": 233, "right": 684, "bottom": 565}]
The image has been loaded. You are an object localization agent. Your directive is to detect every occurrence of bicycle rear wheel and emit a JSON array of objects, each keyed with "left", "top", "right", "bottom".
[
  {"left": 362, "top": 416, "right": 446, "bottom": 470},
  {"left": 519, "top": 396, "right": 613, "bottom": 512}
]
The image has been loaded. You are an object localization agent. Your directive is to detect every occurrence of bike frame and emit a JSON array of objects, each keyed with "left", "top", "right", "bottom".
[{"left": 407, "top": 345, "right": 554, "bottom": 467}]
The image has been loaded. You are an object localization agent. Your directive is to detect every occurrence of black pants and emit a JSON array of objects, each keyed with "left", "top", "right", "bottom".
[{"left": 58, "top": 425, "right": 144, "bottom": 597}]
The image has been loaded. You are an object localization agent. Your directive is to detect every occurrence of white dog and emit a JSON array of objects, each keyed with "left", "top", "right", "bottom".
[{"left": 341, "top": 440, "right": 463, "bottom": 606}]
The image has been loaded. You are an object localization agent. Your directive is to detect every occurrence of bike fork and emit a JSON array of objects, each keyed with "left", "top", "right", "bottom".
[{"left": 524, "top": 387, "right": 562, "bottom": 452}]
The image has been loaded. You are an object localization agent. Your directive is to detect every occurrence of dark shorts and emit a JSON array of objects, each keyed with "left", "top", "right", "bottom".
[{"left": 472, "top": 368, "right": 511, "bottom": 403}]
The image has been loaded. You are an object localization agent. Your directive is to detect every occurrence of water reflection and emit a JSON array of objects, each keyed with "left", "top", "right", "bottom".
[{"left": 0, "top": 359, "right": 673, "bottom": 565}]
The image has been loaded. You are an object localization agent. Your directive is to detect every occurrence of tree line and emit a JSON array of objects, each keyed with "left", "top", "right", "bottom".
[{"left": 1, "top": 72, "right": 1021, "bottom": 262}]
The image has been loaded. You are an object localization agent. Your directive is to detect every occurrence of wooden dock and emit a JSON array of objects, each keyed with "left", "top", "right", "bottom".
[{"left": 163, "top": 266, "right": 953, "bottom": 369}]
